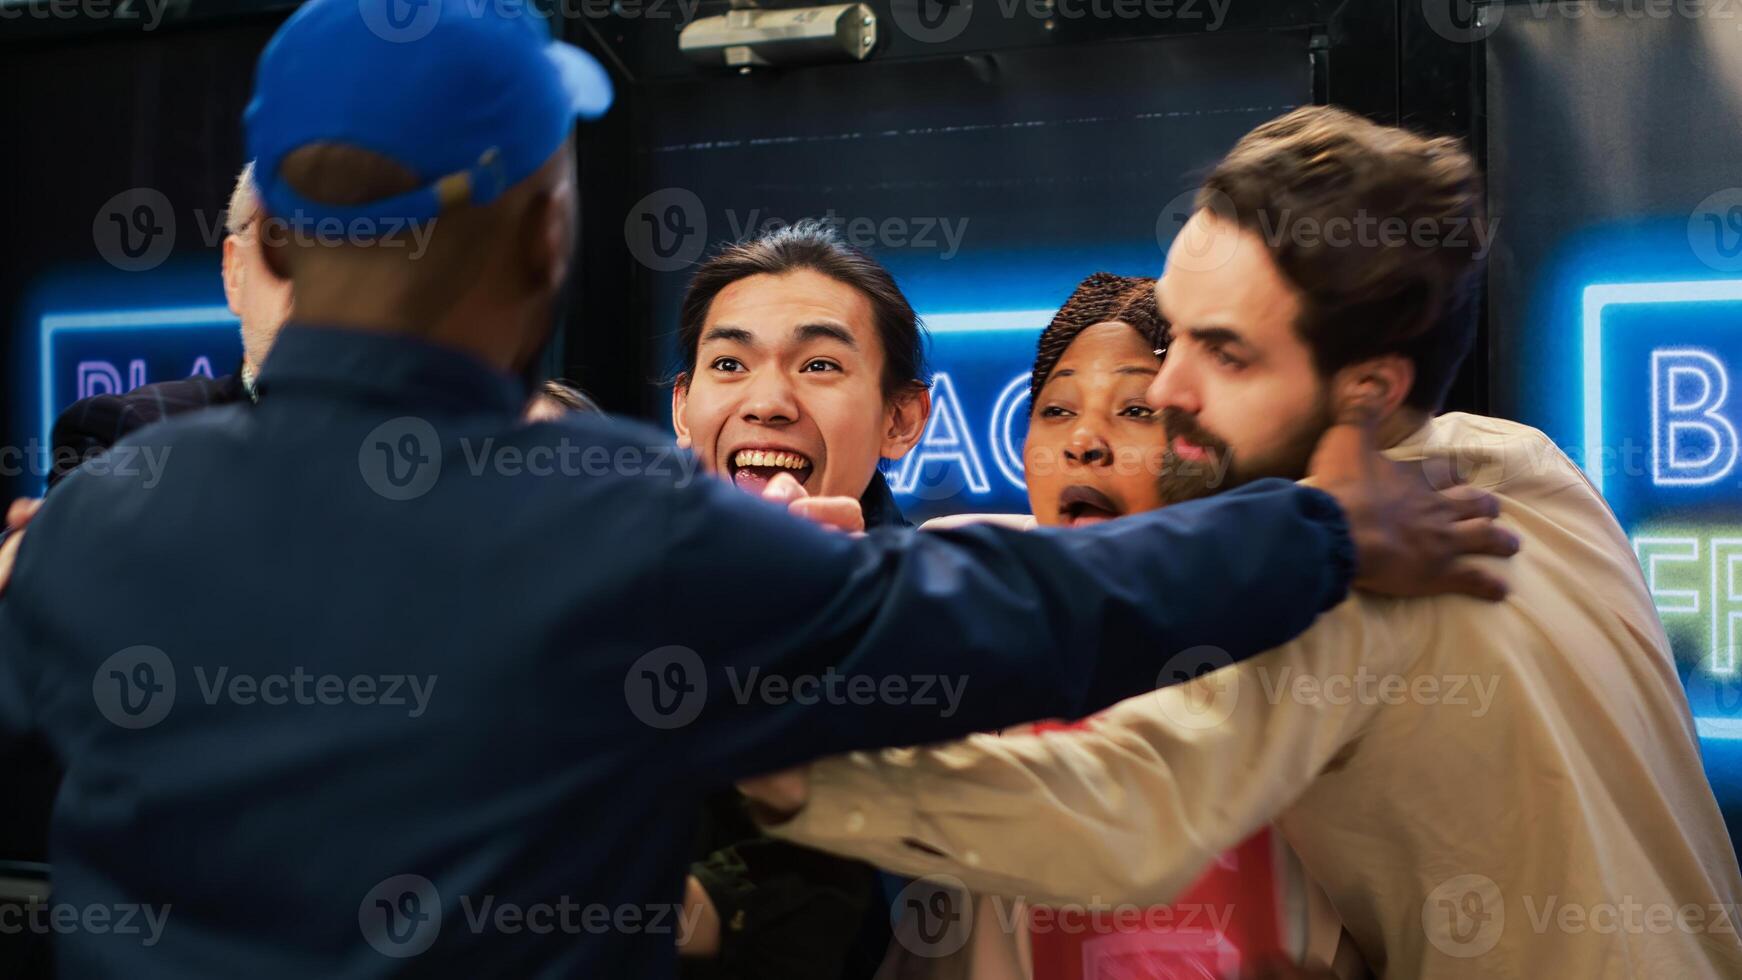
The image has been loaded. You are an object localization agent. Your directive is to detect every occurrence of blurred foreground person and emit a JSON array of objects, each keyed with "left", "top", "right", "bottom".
[
  {"left": 1, "top": 156, "right": 290, "bottom": 980},
  {"left": 0, "top": 8, "right": 1508, "bottom": 978},
  {"left": 745, "top": 107, "right": 1742, "bottom": 980},
  {"left": 49, "top": 162, "right": 292, "bottom": 487}
]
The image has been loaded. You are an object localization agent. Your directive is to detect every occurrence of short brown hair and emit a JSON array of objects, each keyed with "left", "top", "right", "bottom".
[{"left": 1199, "top": 105, "right": 1485, "bottom": 411}]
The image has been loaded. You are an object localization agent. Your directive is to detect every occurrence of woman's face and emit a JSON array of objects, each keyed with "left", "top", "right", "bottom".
[
  {"left": 673, "top": 269, "right": 928, "bottom": 499},
  {"left": 1025, "top": 321, "right": 1168, "bottom": 527}
]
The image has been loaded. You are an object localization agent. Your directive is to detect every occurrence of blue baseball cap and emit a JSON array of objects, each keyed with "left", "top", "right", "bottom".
[{"left": 244, "top": 0, "right": 613, "bottom": 226}]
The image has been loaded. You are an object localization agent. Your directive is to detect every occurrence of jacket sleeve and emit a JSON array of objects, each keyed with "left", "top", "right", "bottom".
[
  {"left": 48, "top": 394, "right": 133, "bottom": 488},
  {"left": 759, "top": 594, "right": 1424, "bottom": 906},
  {"left": 652, "top": 471, "right": 1357, "bottom": 781}
]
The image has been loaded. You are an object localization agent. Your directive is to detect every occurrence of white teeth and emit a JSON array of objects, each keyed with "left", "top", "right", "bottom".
[{"left": 734, "top": 450, "right": 808, "bottom": 470}]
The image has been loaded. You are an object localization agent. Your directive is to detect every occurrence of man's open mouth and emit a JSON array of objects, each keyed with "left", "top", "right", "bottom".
[
  {"left": 1170, "top": 435, "right": 1214, "bottom": 465},
  {"left": 1058, "top": 485, "right": 1123, "bottom": 527},
  {"left": 727, "top": 448, "right": 815, "bottom": 494}
]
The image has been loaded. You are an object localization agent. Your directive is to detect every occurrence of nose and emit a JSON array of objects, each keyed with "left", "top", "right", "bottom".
[
  {"left": 740, "top": 370, "right": 799, "bottom": 426},
  {"left": 1063, "top": 421, "right": 1112, "bottom": 467},
  {"left": 1146, "top": 346, "right": 1200, "bottom": 416}
]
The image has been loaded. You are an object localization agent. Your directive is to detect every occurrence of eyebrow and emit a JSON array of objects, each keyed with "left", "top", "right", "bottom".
[
  {"left": 1185, "top": 325, "right": 1253, "bottom": 352},
  {"left": 1048, "top": 364, "right": 1158, "bottom": 381},
  {"left": 794, "top": 322, "right": 857, "bottom": 349},
  {"left": 700, "top": 326, "right": 756, "bottom": 346},
  {"left": 698, "top": 323, "right": 859, "bottom": 349}
]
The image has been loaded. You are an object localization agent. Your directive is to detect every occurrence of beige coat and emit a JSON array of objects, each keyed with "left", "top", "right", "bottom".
[{"left": 774, "top": 413, "right": 1742, "bottom": 980}]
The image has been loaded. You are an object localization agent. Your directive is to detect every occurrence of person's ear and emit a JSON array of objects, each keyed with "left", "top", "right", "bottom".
[
  {"left": 515, "top": 150, "right": 576, "bottom": 292},
  {"left": 671, "top": 375, "right": 693, "bottom": 449},
  {"left": 257, "top": 216, "right": 293, "bottom": 283},
  {"left": 521, "top": 185, "right": 573, "bottom": 295},
  {"left": 1329, "top": 354, "right": 1415, "bottom": 422},
  {"left": 880, "top": 383, "right": 932, "bottom": 460},
  {"left": 221, "top": 235, "right": 245, "bottom": 317}
]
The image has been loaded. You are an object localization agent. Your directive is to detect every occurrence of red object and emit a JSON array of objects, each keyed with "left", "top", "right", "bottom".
[{"left": 1023, "top": 721, "right": 1284, "bottom": 980}]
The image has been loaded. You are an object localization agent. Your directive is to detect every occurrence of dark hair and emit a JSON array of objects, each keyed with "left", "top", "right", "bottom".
[
  {"left": 675, "top": 220, "right": 929, "bottom": 397},
  {"left": 1199, "top": 105, "right": 1485, "bottom": 412},
  {"left": 1031, "top": 273, "right": 1165, "bottom": 402},
  {"left": 538, "top": 379, "right": 602, "bottom": 414}
]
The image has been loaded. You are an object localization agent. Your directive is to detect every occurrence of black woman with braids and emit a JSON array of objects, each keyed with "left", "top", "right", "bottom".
[
  {"left": 886, "top": 272, "right": 1319, "bottom": 979},
  {"left": 925, "top": 271, "right": 1175, "bottom": 536},
  {"left": 1021, "top": 272, "right": 1175, "bottom": 529}
]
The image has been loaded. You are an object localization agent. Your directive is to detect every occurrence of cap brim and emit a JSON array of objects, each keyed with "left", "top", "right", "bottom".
[{"left": 547, "top": 42, "right": 614, "bottom": 121}]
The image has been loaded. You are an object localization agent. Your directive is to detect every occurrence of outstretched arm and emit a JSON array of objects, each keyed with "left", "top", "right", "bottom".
[
  {"left": 662, "top": 471, "right": 1358, "bottom": 781},
  {"left": 745, "top": 595, "right": 1423, "bottom": 906}
]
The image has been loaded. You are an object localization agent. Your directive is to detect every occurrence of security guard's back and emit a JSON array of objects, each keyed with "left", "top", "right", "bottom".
[{"left": 0, "top": 0, "right": 1446, "bottom": 975}]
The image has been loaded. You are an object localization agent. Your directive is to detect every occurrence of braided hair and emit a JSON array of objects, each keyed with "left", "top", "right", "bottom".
[{"left": 1030, "top": 272, "right": 1167, "bottom": 402}]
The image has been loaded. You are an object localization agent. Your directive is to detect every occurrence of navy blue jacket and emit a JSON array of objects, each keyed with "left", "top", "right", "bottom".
[{"left": 0, "top": 325, "right": 1352, "bottom": 978}]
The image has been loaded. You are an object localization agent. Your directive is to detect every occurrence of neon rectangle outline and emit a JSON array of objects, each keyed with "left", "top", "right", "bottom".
[
  {"left": 919, "top": 309, "right": 1053, "bottom": 334},
  {"left": 39, "top": 305, "right": 239, "bottom": 456},
  {"left": 1583, "top": 281, "right": 1742, "bottom": 737},
  {"left": 1582, "top": 279, "right": 1742, "bottom": 494}
]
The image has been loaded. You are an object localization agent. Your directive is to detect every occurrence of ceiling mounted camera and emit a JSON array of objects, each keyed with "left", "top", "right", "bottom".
[{"left": 679, "top": 1, "right": 877, "bottom": 69}]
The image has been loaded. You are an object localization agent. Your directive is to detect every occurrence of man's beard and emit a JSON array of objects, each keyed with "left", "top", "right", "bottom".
[{"left": 1156, "top": 398, "right": 1333, "bottom": 505}]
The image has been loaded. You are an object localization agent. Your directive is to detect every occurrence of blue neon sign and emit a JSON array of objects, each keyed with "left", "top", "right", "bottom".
[
  {"left": 1578, "top": 276, "right": 1742, "bottom": 740},
  {"left": 884, "top": 309, "right": 1050, "bottom": 520},
  {"left": 37, "top": 303, "right": 242, "bottom": 488}
]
